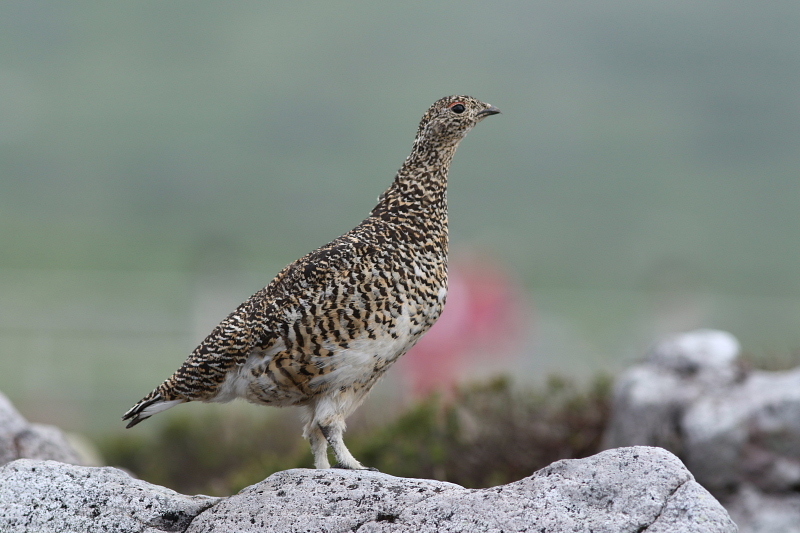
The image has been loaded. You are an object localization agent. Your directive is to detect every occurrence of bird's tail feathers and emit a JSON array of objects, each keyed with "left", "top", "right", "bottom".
[{"left": 122, "top": 391, "right": 184, "bottom": 428}]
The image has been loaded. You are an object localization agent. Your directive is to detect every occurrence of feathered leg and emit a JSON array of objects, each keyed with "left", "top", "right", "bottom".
[
  {"left": 303, "top": 413, "right": 331, "bottom": 469},
  {"left": 305, "top": 393, "right": 375, "bottom": 470}
]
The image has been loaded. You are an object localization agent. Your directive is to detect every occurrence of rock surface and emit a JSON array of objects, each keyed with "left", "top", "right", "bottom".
[
  {"left": 0, "top": 459, "right": 221, "bottom": 533},
  {"left": 0, "top": 390, "right": 84, "bottom": 467},
  {"left": 0, "top": 446, "right": 736, "bottom": 533},
  {"left": 604, "top": 328, "right": 800, "bottom": 532}
]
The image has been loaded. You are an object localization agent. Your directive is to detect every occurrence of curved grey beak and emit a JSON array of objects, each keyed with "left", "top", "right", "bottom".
[{"left": 476, "top": 105, "right": 501, "bottom": 117}]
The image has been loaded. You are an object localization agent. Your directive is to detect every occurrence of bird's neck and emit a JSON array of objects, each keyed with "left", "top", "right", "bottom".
[{"left": 370, "top": 139, "right": 459, "bottom": 225}]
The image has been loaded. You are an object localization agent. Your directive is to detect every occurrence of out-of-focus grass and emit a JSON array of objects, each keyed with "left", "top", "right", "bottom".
[{"left": 99, "top": 374, "right": 611, "bottom": 495}]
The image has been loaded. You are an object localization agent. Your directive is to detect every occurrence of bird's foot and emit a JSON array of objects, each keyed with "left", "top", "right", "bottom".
[{"left": 332, "top": 463, "right": 379, "bottom": 472}]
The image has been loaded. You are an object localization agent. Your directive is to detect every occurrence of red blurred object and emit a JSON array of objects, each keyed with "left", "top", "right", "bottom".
[{"left": 400, "top": 256, "right": 532, "bottom": 397}]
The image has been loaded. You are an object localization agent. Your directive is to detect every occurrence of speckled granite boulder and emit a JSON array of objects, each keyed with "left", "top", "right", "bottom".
[
  {"left": 185, "top": 446, "right": 734, "bottom": 533},
  {"left": 0, "top": 459, "right": 220, "bottom": 533}
]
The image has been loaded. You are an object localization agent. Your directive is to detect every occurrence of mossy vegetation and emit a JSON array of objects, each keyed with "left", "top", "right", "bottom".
[{"left": 100, "top": 375, "right": 611, "bottom": 496}]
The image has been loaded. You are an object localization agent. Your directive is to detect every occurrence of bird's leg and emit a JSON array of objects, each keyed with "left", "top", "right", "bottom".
[
  {"left": 318, "top": 422, "right": 377, "bottom": 471},
  {"left": 309, "top": 393, "right": 378, "bottom": 471},
  {"left": 307, "top": 423, "right": 331, "bottom": 469},
  {"left": 302, "top": 408, "right": 331, "bottom": 469}
]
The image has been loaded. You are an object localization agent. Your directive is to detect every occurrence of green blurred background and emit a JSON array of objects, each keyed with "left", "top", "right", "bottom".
[{"left": 1, "top": 1, "right": 800, "bottom": 436}]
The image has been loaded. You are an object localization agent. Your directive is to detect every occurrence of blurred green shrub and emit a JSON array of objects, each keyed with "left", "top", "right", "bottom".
[
  {"left": 100, "top": 375, "right": 611, "bottom": 495},
  {"left": 350, "top": 375, "right": 612, "bottom": 488},
  {"left": 102, "top": 408, "right": 312, "bottom": 495}
]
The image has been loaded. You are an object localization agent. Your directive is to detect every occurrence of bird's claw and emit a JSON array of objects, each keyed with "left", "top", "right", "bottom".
[{"left": 332, "top": 463, "right": 380, "bottom": 472}]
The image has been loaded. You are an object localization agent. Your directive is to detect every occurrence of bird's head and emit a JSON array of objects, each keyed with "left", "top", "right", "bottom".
[{"left": 413, "top": 95, "right": 500, "bottom": 149}]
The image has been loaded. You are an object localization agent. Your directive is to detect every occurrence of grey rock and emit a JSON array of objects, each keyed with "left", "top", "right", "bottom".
[
  {"left": 0, "top": 390, "right": 84, "bottom": 467},
  {"left": 187, "top": 446, "right": 735, "bottom": 533},
  {"left": 603, "top": 329, "right": 743, "bottom": 454},
  {"left": 726, "top": 484, "right": 800, "bottom": 533},
  {"left": 15, "top": 423, "right": 85, "bottom": 465},
  {"left": 683, "top": 367, "right": 800, "bottom": 495},
  {"left": 648, "top": 480, "right": 740, "bottom": 533},
  {"left": 0, "top": 393, "right": 28, "bottom": 466},
  {"left": 0, "top": 459, "right": 221, "bottom": 533},
  {"left": 187, "top": 467, "right": 461, "bottom": 533},
  {"left": 648, "top": 328, "right": 741, "bottom": 383},
  {"left": 604, "top": 328, "right": 800, "bottom": 532},
  {"left": 0, "top": 447, "right": 734, "bottom": 533}
]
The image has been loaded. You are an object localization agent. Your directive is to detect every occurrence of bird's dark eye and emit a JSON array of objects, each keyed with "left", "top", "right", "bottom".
[{"left": 450, "top": 103, "right": 466, "bottom": 114}]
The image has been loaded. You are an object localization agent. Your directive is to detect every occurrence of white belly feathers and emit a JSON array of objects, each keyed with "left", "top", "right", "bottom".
[{"left": 213, "top": 303, "right": 426, "bottom": 406}]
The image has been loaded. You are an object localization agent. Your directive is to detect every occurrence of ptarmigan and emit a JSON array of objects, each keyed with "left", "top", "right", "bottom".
[{"left": 123, "top": 95, "right": 500, "bottom": 470}]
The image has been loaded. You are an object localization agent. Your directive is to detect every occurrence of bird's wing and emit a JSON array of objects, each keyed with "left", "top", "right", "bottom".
[{"left": 125, "top": 233, "right": 388, "bottom": 425}]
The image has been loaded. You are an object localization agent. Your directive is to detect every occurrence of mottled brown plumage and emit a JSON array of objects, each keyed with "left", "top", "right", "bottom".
[{"left": 123, "top": 95, "right": 500, "bottom": 469}]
